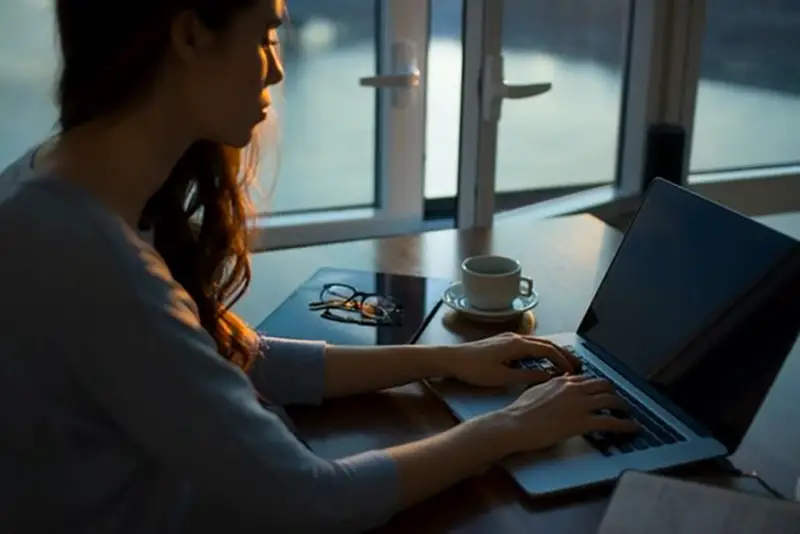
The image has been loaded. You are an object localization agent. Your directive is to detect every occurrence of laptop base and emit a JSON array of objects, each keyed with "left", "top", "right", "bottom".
[{"left": 425, "top": 332, "right": 728, "bottom": 497}]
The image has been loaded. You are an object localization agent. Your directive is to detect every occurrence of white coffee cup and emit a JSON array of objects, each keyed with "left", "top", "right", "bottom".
[{"left": 460, "top": 254, "right": 534, "bottom": 311}]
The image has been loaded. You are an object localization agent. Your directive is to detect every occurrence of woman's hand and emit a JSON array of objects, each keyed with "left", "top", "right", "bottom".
[
  {"left": 495, "top": 374, "right": 639, "bottom": 455},
  {"left": 438, "top": 332, "right": 582, "bottom": 388}
]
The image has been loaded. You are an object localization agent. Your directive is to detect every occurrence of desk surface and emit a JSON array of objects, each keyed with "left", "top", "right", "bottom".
[{"left": 237, "top": 212, "right": 800, "bottom": 532}]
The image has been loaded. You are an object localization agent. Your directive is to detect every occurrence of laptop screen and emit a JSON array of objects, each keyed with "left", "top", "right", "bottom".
[{"left": 578, "top": 179, "right": 799, "bottom": 447}]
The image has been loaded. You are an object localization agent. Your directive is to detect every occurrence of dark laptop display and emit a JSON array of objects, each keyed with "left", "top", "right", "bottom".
[{"left": 578, "top": 180, "right": 800, "bottom": 450}]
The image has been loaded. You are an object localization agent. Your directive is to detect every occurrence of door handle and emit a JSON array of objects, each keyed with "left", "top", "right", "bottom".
[
  {"left": 359, "top": 41, "right": 420, "bottom": 109},
  {"left": 359, "top": 71, "right": 420, "bottom": 89},
  {"left": 482, "top": 54, "right": 552, "bottom": 122}
]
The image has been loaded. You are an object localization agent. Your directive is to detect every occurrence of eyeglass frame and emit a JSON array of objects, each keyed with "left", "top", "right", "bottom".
[{"left": 307, "top": 283, "right": 403, "bottom": 326}]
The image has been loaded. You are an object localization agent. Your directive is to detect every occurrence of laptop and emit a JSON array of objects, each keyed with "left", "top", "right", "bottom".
[{"left": 427, "top": 178, "right": 800, "bottom": 497}]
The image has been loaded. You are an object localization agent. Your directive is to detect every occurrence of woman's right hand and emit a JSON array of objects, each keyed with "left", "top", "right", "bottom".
[
  {"left": 497, "top": 374, "right": 639, "bottom": 455},
  {"left": 384, "top": 373, "right": 640, "bottom": 512}
]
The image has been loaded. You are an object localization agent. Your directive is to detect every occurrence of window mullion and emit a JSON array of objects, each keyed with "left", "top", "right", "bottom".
[
  {"left": 378, "top": 0, "right": 429, "bottom": 223},
  {"left": 666, "top": 0, "right": 706, "bottom": 184},
  {"left": 456, "top": 0, "right": 503, "bottom": 229},
  {"left": 617, "top": 0, "right": 706, "bottom": 195}
]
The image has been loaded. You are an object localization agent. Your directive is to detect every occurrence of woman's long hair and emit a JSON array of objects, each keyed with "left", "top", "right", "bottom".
[{"left": 55, "top": 0, "right": 267, "bottom": 370}]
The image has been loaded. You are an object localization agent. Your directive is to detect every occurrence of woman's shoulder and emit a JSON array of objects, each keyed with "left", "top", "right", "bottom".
[
  {"left": 0, "top": 144, "right": 40, "bottom": 205},
  {"left": 0, "top": 170, "right": 168, "bottom": 303}
]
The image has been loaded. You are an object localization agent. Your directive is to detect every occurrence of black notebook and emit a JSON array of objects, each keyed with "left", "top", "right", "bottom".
[{"left": 257, "top": 267, "right": 452, "bottom": 346}]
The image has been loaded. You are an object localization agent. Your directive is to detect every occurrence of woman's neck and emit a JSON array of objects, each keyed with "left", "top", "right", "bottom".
[{"left": 45, "top": 98, "right": 193, "bottom": 229}]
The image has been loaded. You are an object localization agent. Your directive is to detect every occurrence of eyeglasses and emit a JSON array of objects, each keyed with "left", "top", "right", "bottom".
[{"left": 308, "top": 283, "right": 403, "bottom": 326}]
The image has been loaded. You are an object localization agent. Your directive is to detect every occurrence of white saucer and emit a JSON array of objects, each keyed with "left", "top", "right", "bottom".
[{"left": 442, "top": 281, "right": 539, "bottom": 323}]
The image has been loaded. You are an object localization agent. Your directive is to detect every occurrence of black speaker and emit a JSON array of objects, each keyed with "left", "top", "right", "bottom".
[{"left": 643, "top": 123, "right": 686, "bottom": 189}]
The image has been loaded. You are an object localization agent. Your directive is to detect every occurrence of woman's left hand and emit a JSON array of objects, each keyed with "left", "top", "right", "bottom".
[{"left": 439, "top": 332, "right": 582, "bottom": 388}]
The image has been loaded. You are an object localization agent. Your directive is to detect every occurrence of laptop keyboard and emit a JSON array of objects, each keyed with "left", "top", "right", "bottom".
[{"left": 515, "top": 345, "right": 686, "bottom": 456}]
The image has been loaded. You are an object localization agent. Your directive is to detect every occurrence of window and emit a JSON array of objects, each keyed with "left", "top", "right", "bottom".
[
  {"left": 690, "top": 0, "right": 800, "bottom": 181},
  {"left": 452, "top": 0, "right": 639, "bottom": 227},
  {"left": 253, "top": 0, "right": 431, "bottom": 249},
  {"left": 492, "top": 0, "right": 630, "bottom": 209},
  {"left": 423, "top": 0, "right": 464, "bottom": 203},
  {"left": 0, "top": 1, "right": 58, "bottom": 168},
  {"left": 268, "top": 0, "right": 431, "bottom": 217},
  {"left": 265, "top": 2, "right": 379, "bottom": 214},
  {"left": 0, "top": 1, "right": 432, "bottom": 251},
  {"left": 3, "top": 1, "right": 795, "bottom": 251},
  {"left": 425, "top": 0, "right": 632, "bottom": 219}
]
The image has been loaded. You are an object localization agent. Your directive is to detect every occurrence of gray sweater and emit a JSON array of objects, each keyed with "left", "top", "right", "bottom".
[{"left": 0, "top": 152, "right": 398, "bottom": 533}]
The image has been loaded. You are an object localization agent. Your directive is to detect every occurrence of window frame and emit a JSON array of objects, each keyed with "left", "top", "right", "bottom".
[
  {"left": 682, "top": 0, "right": 800, "bottom": 213},
  {"left": 249, "top": 0, "right": 431, "bottom": 251},
  {"left": 452, "top": 0, "right": 501, "bottom": 229},
  {"left": 462, "top": 0, "right": 800, "bottom": 228},
  {"left": 451, "top": 0, "right": 655, "bottom": 229},
  {"left": 251, "top": 0, "right": 800, "bottom": 252}
]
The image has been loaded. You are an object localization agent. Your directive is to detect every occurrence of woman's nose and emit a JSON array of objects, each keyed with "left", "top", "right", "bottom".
[{"left": 265, "top": 49, "right": 284, "bottom": 87}]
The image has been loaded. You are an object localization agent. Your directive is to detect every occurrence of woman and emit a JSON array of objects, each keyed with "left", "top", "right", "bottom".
[{"left": 0, "top": 0, "right": 637, "bottom": 532}]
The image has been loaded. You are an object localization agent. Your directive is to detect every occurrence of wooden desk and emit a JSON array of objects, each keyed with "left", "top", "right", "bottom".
[{"left": 235, "top": 213, "right": 800, "bottom": 532}]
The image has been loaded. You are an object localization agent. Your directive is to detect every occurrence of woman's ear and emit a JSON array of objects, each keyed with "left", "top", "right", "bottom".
[{"left": 170, "top": 10, "right": 217, "bottom": 63}]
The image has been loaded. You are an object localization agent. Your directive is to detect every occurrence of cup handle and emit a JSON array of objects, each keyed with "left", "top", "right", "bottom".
[{"left": 519, "top": 277, "right": 534, "bottom": 297}]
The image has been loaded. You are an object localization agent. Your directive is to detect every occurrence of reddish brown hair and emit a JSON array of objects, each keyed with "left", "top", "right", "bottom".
[{"left": 56, "top": 0, "right": 275, "bottom": 369}]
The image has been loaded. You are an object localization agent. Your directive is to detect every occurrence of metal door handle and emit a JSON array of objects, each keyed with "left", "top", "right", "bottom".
[
  {"left": 359, "top": 41, "right": 420, "bottom": 109},
  {"left": 359, "top": 70, "right": 420, "bottom": 88},
  {"left": 482, "top": 54, "right": 552, "bottom": 122}
]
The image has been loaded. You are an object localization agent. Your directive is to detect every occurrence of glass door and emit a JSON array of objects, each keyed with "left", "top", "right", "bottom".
[
  {"left": 254, "top": 0, "right": 431, "bottom": 249},
  {"left": 455, "top": 0, "right": 633, "bottom": 226}
]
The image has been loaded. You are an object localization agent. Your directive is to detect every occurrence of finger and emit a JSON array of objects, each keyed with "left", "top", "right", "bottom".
[
  {"left": 524, "top": 336, "right": 582, "bottom": 371},
  {"left": 505, "top": 368, "right": 551, "bottom": 385},
  {"left": 563, "top": 373, "right": 592, "bottom": 382},
  {"left": 573, "top": 377, "right": 615, "bottom": 395},
  {"left": 516, "top": 338, "right": 576, "bottom": 373},
  {"left": 527, "top": 338, "right": 577, "bottom": 372},
  {"left": 584, "top": 393, "right": 629, "bottom": 412},
  {"left": 587, "top": 415, "right": 640, "bottom": 434}
]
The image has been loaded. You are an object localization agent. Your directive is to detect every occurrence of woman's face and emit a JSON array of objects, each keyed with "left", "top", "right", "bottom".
[{"left": 181, "top": 0, "right": 285, "bottom": 148}]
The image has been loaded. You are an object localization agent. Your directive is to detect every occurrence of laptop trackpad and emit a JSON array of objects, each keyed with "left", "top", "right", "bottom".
[{"left": 502, "top": 436, "right": 608, "bottom": 494}]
